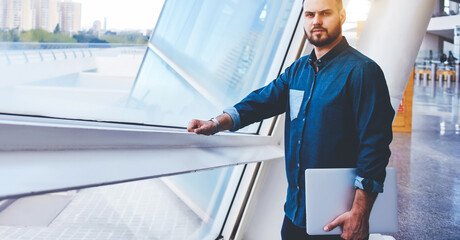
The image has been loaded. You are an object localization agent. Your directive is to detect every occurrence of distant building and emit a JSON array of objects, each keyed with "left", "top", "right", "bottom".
[
  {"left": 92, "top": 20, "right": 101, "bottom": 32},
  {"left": 0, "top": 0, "right": 81, "bottom": 33},
  {"left": 0, "top": 0, "right": 33, "bottom": 30},
  {"left": 59, "top": 0, "right": 81, "bottom": 33},
  {"left": 32, "top": 0, "right": 60, "bottom": 32}
]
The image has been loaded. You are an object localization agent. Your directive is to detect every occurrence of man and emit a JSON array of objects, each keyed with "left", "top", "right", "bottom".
[{"left": 187, "top": 0, "right": 394, "bottom": 239}]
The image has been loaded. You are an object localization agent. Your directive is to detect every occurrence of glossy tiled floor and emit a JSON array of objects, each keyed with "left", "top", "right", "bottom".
[{"left": 389, "top": 81, "right": 460, "bottom": 240}]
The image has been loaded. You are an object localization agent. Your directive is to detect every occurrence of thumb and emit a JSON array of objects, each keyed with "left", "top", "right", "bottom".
[{"left": 324, "top": 214, "right": 344, "bottom": 232}]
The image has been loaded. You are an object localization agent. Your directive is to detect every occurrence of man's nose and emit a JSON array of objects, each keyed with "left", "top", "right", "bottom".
[{"left": 312, "top": 14, "right": 322, "bottom": 25}]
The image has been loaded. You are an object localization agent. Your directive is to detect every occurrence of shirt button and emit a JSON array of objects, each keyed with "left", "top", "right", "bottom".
[
  {"left": 297, "top": 186, "right": 299, "bottom": 190},
  {"left": 298, "top": 140, "right": 301, "bottom": 144},
  {"left": 297, "top": 163, "right": 300, "bottom": 167}
]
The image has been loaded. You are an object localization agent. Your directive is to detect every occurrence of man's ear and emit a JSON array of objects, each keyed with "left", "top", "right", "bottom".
[{"left": 339, "top": 8, "right": 346, "bottom": 25}]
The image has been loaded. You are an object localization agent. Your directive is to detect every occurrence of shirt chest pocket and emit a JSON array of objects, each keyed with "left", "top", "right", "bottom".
[{"left": 289, "top": 89, "right": 304, "bottom": 121}]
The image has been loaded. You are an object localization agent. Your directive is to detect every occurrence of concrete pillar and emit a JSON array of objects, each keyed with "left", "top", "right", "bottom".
[
  {"left": 431, "top": 62, "right": 437, "bottom": 98},
  {"left": 446, "top": 74, "right": 452, "bottom": 88},
  {"left": 423, "top": 73, "right": 429, "bottom": 87},
  {"left": 449, "top": 1, "right": 459, "bottom": 15},
  {"left": 456, "top": 64, "right": 460, "bottom": 94},
  {"left": 357, "top": 0, "right": 436, "bottom": 113},
  {"left": 438, "top": 74, "right": 444, "bottom": 88}
]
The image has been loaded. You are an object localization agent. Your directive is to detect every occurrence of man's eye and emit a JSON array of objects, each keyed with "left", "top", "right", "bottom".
[{"left": 305, "top": 13, "right": 314, "bottom": 17}]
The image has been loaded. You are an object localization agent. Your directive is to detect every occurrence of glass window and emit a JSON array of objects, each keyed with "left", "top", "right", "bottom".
[
  {"left": 0, "top": 166, "right": 245, "bottom": 240},
  {"left": 0, "top": 0, "right": 163, "bottom": 123},
  {"left": 1, "top": 0, "right": 296, "bottom": 131},
  {"left": 131, "top": 0, "right": 296, "bottom": 129},
  {"left": 0, "top": 1, "right": 298, "bottom": 239}
]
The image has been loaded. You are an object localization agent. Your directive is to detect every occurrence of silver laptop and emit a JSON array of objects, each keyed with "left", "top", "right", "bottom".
[{"left": 305, "top": 168, "right": 398, "bottom": 235}]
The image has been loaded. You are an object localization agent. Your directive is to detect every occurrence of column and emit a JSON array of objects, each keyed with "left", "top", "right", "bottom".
[
  {"left": 449, "top": 1, "right": 459, "bottom": 15},
  {"left": 357, "top": 0, "right": 436, "bottom": 113}
]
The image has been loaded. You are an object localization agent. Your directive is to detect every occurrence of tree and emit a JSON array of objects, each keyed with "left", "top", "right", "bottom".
[
  {"left": 53, "top": 24, "right": 60, "bottom": 34},
  {"left": 20, "top": 29, "right": 76, "bottom": 43}
]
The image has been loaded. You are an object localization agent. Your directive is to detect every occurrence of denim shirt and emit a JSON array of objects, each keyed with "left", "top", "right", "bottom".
[{"left": 224, "top": 38, "right": 394, "bottom": 227}]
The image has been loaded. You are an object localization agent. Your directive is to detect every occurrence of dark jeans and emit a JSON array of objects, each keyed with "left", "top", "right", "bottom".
[{"left": 281, "top": 215, "right": 343, "bottom": 240}]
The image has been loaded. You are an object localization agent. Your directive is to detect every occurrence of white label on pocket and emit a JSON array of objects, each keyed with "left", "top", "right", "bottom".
[{"left": 289, "top": 89, "right": 304, "bottom": 120}]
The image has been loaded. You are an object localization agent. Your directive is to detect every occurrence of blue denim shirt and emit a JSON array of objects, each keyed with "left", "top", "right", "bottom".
[{"left": 224, "top": 38, "right": 394, "bottom": 227}]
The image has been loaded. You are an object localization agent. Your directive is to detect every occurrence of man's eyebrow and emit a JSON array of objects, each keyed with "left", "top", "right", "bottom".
[{"left": 304, "top": 8, "right": 334, "bottom": 13}]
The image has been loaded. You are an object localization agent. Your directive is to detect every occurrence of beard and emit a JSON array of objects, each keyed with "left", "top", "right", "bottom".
[{"left": 306, "top": 24, "right": 342, "bottom": 47}]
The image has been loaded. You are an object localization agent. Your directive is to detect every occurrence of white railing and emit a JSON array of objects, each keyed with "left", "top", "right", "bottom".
[{"left": 0, "top": 42, "right": 146, "bottom": 65}]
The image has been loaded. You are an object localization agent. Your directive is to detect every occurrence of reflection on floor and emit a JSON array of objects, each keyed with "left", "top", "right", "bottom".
[
  {"left": 0, "top": 179, "right": 202, "bottom": 240},
  {"left": 389, "top": 83, "right": 460, "bottom": 240}
]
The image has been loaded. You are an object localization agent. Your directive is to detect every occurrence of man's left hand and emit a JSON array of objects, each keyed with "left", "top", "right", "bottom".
[{"left": 323, "top": 209, "right": 370, "bottom": 240}]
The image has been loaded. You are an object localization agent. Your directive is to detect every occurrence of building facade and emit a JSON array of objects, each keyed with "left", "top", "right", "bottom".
[
  {"left": 59, "top": 0, "right": 81, "bottom": 33},
  {"left": 0, "top": 0, "right": 80, "bottom": 33}
]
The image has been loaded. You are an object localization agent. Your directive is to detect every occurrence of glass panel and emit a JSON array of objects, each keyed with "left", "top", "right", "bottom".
[
  {"left": 132, "top": 0, "right": 296, "bottom": 129},
  {"left": 0, "top": 166, "right": 245, "bottom": 240},
  {"left": 0, "top": 0, "right": 163, "bottom": 122},
  {"left": 1, "top": 0, "right": 297, "bottom": 131},
  {"left": 127, "top": 48, "right": 217, "bottom": 126}
]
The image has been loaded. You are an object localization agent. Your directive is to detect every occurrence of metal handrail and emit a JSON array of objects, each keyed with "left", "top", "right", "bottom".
[
  {"left": 0, "top": 42, "right": 146, "bottom": 65},
  {"left": 0, "top": 42, "right": 145, "bottom": 51}
]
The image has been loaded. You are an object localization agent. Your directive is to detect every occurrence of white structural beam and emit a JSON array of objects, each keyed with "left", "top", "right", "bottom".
[
  {"left": 0, "top": 145, "right": 283, "bottom": 200},
  {"left": 427, "top": 15, "right": 460, "bottom": 31},
  {"left": 0, "top": 115, "right": 284, "bottom": 200},
  {"left": 357, "top": 0, "right": 436, "bottom": 112}
]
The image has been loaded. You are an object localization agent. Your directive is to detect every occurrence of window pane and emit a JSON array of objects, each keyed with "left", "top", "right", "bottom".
[
  {"left": 0, "top": 166, "right": 244, "bottom": 240},
  {"left": 131, "top": 0, "right": 296, "bottom": 129},
  {"left": 1, "top": 0, "right": 297, "bottom": 129},
  {"left": 0, "top": 0, "right": 163, "bottom": 123}
]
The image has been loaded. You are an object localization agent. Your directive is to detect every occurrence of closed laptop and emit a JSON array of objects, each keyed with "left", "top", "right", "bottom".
[{"left": 305, "top": 168, "right": 398, "bottom": 235}]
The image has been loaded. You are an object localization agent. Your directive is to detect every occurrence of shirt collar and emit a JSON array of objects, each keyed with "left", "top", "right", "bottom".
[{"left": 308, "top": 36, "right": 350, "bottom": 68}]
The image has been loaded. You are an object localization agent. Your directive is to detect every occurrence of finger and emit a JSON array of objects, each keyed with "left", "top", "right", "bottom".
[
  {"left": 195, "top": 125, "right": 212, "bottom": 135},
  {"left": 324, "top": 215, "right": 344, "bottom": 232},
  {"left": 187, "top": 119, "right": 201, "bottom": 132},
  {"left": 194, "top": 126, "right": 206, "bottom": 135}
]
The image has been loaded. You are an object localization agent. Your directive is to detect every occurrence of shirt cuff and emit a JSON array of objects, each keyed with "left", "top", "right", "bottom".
[
  {"left": 223, "top": 107, "right": 241, "bottom": 132},
  {"left": 354, "top": 176, "right": 384, "bottom": 193}
]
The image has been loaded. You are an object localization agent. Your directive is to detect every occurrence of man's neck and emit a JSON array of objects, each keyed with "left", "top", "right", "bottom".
[{"left": 314, "top": 35, "right": 343, "bottom": 60}]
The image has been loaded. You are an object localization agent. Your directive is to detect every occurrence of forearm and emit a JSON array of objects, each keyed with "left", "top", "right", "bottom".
[{"left": 351, "top": 188, "right": 377, "bottom": 218}]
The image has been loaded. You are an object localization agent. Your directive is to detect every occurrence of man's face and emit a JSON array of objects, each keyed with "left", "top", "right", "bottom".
[{"left": 303, "top": 0, "right": 346, "bottom": 47}]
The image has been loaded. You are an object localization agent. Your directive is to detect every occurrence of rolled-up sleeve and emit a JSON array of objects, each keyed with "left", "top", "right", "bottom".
[
  {"left": 349, "top": 62, "right": 395, "bottom": 193},
  {"left": 223, "top": 107, "right": 241, "bottom": 132}
]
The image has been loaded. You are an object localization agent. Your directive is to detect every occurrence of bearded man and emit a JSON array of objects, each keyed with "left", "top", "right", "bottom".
[{"left": 188, "top": 0, "right": 394, "bottom": 239}]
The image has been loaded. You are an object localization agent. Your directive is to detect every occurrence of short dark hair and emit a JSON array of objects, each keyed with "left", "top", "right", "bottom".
[{"left": 302, "top": 0, "right": 343, "bottom": 11}]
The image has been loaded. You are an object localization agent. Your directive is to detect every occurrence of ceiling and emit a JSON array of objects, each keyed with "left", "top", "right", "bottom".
[{"left": 429, "top": 29, "right": 455, "bottom": 42}]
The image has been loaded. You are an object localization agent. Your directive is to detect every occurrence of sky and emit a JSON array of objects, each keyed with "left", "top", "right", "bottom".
[
  {"left": 74, "top": 0, "right": 370, "bottom": 32},
  {"left": 75, "top": 0, "right": 165, "bottom": 31}
]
